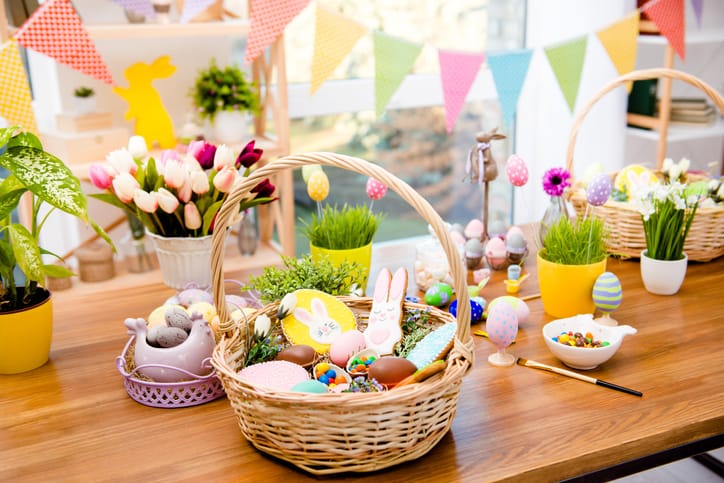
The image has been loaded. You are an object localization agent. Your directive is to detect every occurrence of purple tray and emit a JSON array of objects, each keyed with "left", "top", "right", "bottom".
[{"left": 116, "top": 336, "right": 225, "bottom": 408}]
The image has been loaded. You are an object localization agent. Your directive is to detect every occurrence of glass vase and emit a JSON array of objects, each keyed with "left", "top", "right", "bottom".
[
  {"left": 539, "top": 195, "right": 570, "bottom": 246},
  {"left": 237, "top": 209, "right": 258, "bottom": 256}
]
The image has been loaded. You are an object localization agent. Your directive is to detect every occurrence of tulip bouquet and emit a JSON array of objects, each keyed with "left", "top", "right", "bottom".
[{"left": 89, "top": 136, "right": 277, "bottom": 238}]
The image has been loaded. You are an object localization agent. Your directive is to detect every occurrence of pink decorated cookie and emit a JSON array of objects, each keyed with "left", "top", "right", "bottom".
[{"left": 363, "top": 267, "right": 407, "bottom": 355}]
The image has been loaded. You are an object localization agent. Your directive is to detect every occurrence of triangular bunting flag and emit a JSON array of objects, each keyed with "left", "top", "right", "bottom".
[
  {"left": 544, "top": 36, "right": 588, "bottom": 113},
  {"left": 0, "top": 40, "right": 38, "bottom": 134},
  {"left": 14, "top": 0, "right": 114, "bottom": 85},
  {"left": 179, "top": 0, "right": 217, "bottom": 24},
  {"left": 245, "top": 0, "right": 310, "bottom": 64},
  {"left": 691, "top": 0, "right": 703, "bottom": 28},
  {"left": 374, "top": 31, "right": 423, "bottom": 117},
  {"left": 110, "top": 0, "right": 155, "bottom": 20},
  {"left": 487, "top": 49, "right": 533, "bottom": 129},
  {"left": 596, "top": 11, "right": 639, "bottom": 92},
  {"left": 641, "top": 0, "right": 685, "bottom": 60},
  {"left": 438, "top": 49, "right": 485, "bottom": 133},
  {"left": 310, "top": 5, "right": 367, "bottom": 94}
]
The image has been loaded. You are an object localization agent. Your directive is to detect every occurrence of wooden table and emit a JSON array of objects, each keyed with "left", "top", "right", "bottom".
[{"left": 1, "top": 247, "right": 722, "bottom": 482}]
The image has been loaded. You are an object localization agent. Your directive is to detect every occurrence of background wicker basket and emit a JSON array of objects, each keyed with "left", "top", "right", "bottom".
[
  {"left": 209, "top": 152, "right": 474, "bottom": 475},
  {"left": 566, "top": 68, "right": 724, "bottom": 262}
]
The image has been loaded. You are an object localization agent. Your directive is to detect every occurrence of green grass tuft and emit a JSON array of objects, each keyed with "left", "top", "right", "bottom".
[
  {"left": 301, "top": 204, "right": 384, "bottom": 250},
  {"left": 541, "top": 216, "right": 607, "bottom": 265}
]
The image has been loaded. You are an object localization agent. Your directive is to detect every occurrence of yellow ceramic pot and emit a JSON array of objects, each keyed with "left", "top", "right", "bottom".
[
  {"left": 537, "top": 251, "right": 606, "bottom": 318},
  {"left": 0, "top": 289, "right": 53, "bottom": 374},
  {"left": 310, "top": 242, "right": 372, "bottom": 294}
]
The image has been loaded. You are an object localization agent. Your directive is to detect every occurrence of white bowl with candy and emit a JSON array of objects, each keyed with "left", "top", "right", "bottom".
[{"left": 542, "top": 314, "right": 636, "bottom": 370}]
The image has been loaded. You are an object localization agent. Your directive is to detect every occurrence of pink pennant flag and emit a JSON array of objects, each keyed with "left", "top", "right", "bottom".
[
  {"left": 641, "top": 0, "right": 685, "bottom": 60},
  {"left": 179, "top": 0, "right": 217, "bottom": 23},
  {"left": 14, "top": 0, "right": 114, "bottom": 85},
  {"left": 0, "top": 40, "right": 38, "bottom": 134},
  {"left": 438, "top": 49, "right": 485, "bottom": 133},
  {"left": 245, "top": 0, "right": 310, "bottom": 64}
]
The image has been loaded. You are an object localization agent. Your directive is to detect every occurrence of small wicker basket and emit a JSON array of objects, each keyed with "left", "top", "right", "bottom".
[
  {"left": 566, "top": 68, "right": 724, "bottom": 262},
  {"left": 210, "top": 152, "right": 474, "bottom": 475}
]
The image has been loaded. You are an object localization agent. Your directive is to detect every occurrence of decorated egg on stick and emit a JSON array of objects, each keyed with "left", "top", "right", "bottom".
[
  {"left": 586, "top": 173, "right": 613, "bottom": 207},
  {"left": 485, "top": 301, "right": 518, "bottom": 366},
  {"left": 505, "top": 154, "right": 529, "bottom": 187},
  {"left": 592, "top": 272, "right": 622, "bottom": 326},
  {"left": 366, "top": 177, "right": 387, "bottom": 201}
]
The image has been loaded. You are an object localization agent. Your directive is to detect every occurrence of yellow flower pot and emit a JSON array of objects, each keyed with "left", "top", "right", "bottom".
[
  {"left": 310, "top": 242, "right": 372, "bottom": 294},
  {"left": 537, "top": 251, "right": 606, "bottom": 318},
  {"left": 0, "top": 290, "right": 53, "bottom": 374}
]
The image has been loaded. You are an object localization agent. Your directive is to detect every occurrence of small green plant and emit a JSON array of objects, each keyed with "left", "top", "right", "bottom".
[
  {"left": 191, "top": 59, "right": 259, "bottom": 121},
  {"left": 73, "top": 86, "right": 94, "bottom": 98},
  {"left": 245, "top": 254, "right": 364, "bottom": 304},
  {"left": 394, "top": 308, "right": 434, "bottom": 357},
  {"left": 540, "top": 216, "right": 607, "bottom": 265},
  {"left": 301, "top": 204, "right": 384, "bottom": 250}
]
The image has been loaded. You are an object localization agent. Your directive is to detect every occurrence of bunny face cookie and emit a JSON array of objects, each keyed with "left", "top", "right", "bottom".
[
  {"left": 281, "top": 289, "right": 357, "bottom": 354},
  {"left": 364, "top": 267, "right": 408, "bottom": 355}
]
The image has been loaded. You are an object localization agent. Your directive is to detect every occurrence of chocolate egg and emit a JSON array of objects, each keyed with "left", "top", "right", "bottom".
[
  {"left": 368, "top": 357, "right": 417, "bottom": 388},
  {"left": 276, "top": 344, "right": 317, "bottom": 368}
]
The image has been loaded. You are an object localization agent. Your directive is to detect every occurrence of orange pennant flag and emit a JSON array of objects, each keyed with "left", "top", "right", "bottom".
[
  {"left": 310, "top": 5, "right": 367, "bottom": 94},
  {"left": 0, "top": 40, "right": 38, "bottom": 134},
  {"left": 13, "top": 0, "right": 114, "bottom": 85},
  {"left": 596, "top": 11, "right": 639, "bottom": 91},
  {"left": 245, "top": 0, "right": 310, "bottom": 64},
  {"left": 641, "top": 0, "right": 685, "bottom": 60}
]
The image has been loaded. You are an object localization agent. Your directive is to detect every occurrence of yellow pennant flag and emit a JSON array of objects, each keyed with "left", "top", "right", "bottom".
[
  {"left": 310, "top": 5, "right": 367, "bottom": 94},
  {"left": 596, "top": 11, "right": 639, "bottom": 91},
  {"left": 0, "top": 39, "right": 38, "bottom": 134}
]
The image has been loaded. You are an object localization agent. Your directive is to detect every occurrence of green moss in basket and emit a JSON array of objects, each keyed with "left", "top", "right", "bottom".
[
  {"left": 540, "top": 216, "right": 607, "bottom": 265},
  {"left": 301, "top": 204, "right": 384, "bottom": 250},
  {"left": 245, "top": 254, "right": 364, "bottom": 304},
  {"left": 394, "top": 307, "right": 434, "bottom": 357}
]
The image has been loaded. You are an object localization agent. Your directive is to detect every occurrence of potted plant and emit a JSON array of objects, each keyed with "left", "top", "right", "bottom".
[
  {"left": 0, "top": 127, "right": 113, "bottom": 374},
  {"left": 73, "top": 86, "right": 96, "bottom": 115},
  {"left": 191, "top": 59, "right": 259, "bottom": 145},
  {"left": 633, "top": 158, "right": 700, "bottom": 295},
  {"left": 301, "top": 204, "right": 384, "bottom": 292}
]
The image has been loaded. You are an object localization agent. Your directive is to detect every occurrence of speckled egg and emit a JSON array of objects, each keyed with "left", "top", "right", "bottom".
[
  {"left": 329, "top": 329, "right": 366, "bottom": 367},
  {"left": 186, "top": 301, "right": 216, "bottom": 322},
  {"left": 177, "top": 287, "right": 213, "bottom": 306},
  {"left": 449, "top": 299, "right": 484, "bottom": 322},
  {"left": 592, "top": 272, "right": 622, "bottom": 313},
  {"left": 424, "top": 282, "right": 453, "bottom": 307},
  {"left": 464, "top": 219, "right": 485, "bottom": 240},
  {"left": 147, "top": 304, "right": 185, "bottom": 329},
  {"left": 165, "top": 306, "right": 193, "bottom": 331}
]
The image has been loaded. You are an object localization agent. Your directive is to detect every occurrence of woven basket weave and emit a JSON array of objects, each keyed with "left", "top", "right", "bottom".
[
  {"left": 566, "top": 68, "right": 724, "bottom": 262},
  {"left": 210, "top": 152, "right": 474, "bottom": 475}
]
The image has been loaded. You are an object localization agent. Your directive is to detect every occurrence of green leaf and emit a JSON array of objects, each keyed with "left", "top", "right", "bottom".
[
  {"left": 7, "top": 131, "right": 43, "bottom": 150},
  {"left": 90, "top": 220, "right": 116, "bottom": 253},
  {"left": 0, "top": 238, "right": 16, "bottom": 275},
  {"left": 0, "top": 179, "right": 27, "bottom": 220},
  {"left": 9, "top": 223, "right": 44, "bottom": 283},
  {"left": 202, "top": 200, "right": 223, "bottom": 235},
  {"left": 0, "top": 126, "right": 19, "bottom": 147},
  {"left": 43, "top": 263, "right": 75, "bottom": 278},
  {"left": 0, "top": 146, "right": 89, "bottom": 221}
]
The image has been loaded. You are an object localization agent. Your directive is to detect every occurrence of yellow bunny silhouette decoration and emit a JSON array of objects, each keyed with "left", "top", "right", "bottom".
[{"left": 113, "top": 56, "right": 177, "bottom": 149}]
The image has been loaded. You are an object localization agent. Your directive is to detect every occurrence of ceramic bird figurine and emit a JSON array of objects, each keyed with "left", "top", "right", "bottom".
[
  {"left": 124, "top": 315, "right": 216, "bottom": 382},
  {"left": 485, "top": 300, "right": 518, "bottom": 367}
]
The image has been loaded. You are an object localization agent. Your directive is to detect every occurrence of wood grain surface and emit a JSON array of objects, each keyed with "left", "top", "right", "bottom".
[{"left": 1, "top": 249, "right": 722, "bottom": 482}]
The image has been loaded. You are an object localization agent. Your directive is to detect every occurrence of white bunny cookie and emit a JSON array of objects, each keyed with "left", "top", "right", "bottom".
[
  {"left": 294, "top": 298, "right": 343, "bottom": 345},
  {"left": 364, "top": 267, "right": 407, "bottom": 355}
]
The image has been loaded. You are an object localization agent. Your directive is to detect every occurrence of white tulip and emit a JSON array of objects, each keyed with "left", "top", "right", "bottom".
[
  {"left": 127, "top": 135, "right": 148, "bottom": 159},
  {"left": 254, "top": 314, "right": 271, "bottom": 339}
]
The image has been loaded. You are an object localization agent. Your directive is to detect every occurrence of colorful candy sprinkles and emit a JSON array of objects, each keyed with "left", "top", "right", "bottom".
[{"left": 552, "top": 331, "right": 610, "bottom": 348}]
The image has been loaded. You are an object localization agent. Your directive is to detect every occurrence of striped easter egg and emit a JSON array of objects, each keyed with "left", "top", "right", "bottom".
[{"left": 592, "top": 272, "right": 622, "bottom": 313}]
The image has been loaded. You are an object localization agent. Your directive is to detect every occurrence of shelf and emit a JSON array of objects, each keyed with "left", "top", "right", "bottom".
[
  {"left": 627, "top": 118, "right": 724, "bottom": 142},
  {"left": 85, "top": 20, "right": 250, "bottom": 39}
]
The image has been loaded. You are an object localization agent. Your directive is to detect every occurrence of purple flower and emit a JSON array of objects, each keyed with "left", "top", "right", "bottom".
[
  {"left": 251, "top": 178, "right": 276, "bottom": 199},
  {"left": 542, "top": 167, "right": 571, "bottom": 197},
  {"left": 188, "top": 140, "right": 217, "bottom": 169},
  {"left": 236, "top": 140, "right": 264, "bottom": 169}
]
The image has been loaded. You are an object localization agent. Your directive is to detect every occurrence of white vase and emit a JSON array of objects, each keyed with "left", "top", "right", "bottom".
[
  {"left": 147, "top": 233, "right": 215, "bottom": 291},
  {"left": 73, "top": 96, "right": 96, "bottom": 115},
  {"left": 212, "top": 110, "right": 249, "bottom": 145},
  {"left": 640, "top": 250, "right": 688, "bottom": 295}
]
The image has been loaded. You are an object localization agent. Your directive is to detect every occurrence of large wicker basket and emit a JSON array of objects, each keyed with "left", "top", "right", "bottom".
[
  {"left": 209, "top": 152, "right": 474, "bottom": 475},
  {"left": 567, "top": 68, "right": 724, "bottom": 262}
]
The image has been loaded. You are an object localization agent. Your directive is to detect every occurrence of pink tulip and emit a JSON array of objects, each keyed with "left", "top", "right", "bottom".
[
  {"left": 213, "top": 144, "right": 235, "bottom": 170},
  {"left": 154, "top": 188, "right": 179, "bottom": 214},
  {"left": 160, "top": 149, "right": 179, "bottom": 165},
  {"left": 190, "top": 170, "right": 210, "bottom": 195},
  {"left": 213, "top": 166, "right": 237, "bottom": 193},
  {"left": 163, "top": 160, "right": 186, "bottom": 189},
  {"left": 112, "top": 172, "right": 140, "bottom": 203},
  {"left": 89, "top": 163, "right": 112, "bottom": 190},
  {"left": 133, "top": 189, "right": 158, "bottom": 213},
  {"left": 236, "top": 140, "right": 263, "bottom": 168},
  {"left": 184, "top": 202, "right": 202, "bottom": 230},
  {"left": 176, "top": 177, "right": 193, "bottom": 203},
  {"left": 106, "top": 148, "right": 137, "bottom": 175},
  {"left": 187, "top": 140, "right": 216, "bottom": 169}
]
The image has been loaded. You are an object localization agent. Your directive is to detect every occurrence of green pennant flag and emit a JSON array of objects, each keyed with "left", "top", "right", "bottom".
[
  {"left": 544, "top": 35, "right": 588, "bottom": 113},
  {"left": 374, "top": 31, "right": 423, "bottom": 117}
]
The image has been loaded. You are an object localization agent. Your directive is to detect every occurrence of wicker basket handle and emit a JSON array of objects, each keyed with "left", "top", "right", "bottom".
[
  {"left": 210, "top": 152, "right": 471, "bottom": 344},
  {"left": 566, "top": 68, "right": 724, "bottom": 175}
]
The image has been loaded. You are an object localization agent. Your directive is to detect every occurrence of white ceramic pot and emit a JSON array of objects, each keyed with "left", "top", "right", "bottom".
[
  {"left": 73, "top": 96, "right": 96, "bottom": 115},
  {"left": 640, "top": 250, "right": 688, "bottom": 295},
  {"left": 212, "top": 110, "right": 249, "bottom": 145},
  {"left": 147, "top": 233, "right": 215, "bottom": 290}
]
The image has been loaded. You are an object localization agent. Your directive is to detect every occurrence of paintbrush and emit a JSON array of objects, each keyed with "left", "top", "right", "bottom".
[
  {"left": 474, "top": 330, "right": 516, "bottom": 344},
  {"left": 516, "top": 358, "right": 642, "bottom": 397}
]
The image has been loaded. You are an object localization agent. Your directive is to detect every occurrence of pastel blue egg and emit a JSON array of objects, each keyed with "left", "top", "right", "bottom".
[
  {"left": 592, "top": 272, "right": 622, "bottom": 313},
  {"left": 291, "top": 379, "right": 329, "bottom": 394},
  {"left": 449, "top": 299, "right": 483, "bottom": 322}
]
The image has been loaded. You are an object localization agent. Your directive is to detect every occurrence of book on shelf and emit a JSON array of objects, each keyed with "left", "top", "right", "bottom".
[{"left": 658, "top": 97, "right": 710, "bottom": 110}]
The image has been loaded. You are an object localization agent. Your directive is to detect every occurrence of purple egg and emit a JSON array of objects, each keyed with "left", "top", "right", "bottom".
[{"left": 586, "top": 173, "right": 612, "bottom": 207}]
